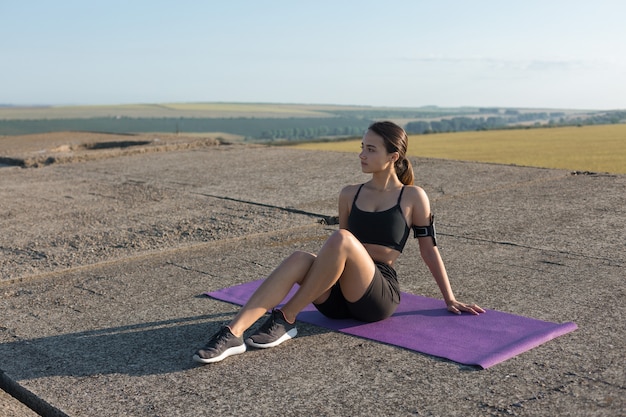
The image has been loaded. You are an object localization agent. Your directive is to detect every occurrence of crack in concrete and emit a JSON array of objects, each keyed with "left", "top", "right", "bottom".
[
  {"left": 440, "top": 232, "right": 624, "bottom": 266},
  {"left": 165, "top": 261, "right": 216, "bottom": 277},
  {"left": 190, "top": 191, "right": 339, "bottom": 225}
]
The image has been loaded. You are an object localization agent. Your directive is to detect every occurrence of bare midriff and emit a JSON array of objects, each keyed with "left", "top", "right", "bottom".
[{"left": 364, "top": 243, "right": 401, "bottom": 266}]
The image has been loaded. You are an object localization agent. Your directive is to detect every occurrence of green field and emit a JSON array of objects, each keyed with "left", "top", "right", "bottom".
[{"left": 290, "top": 124, "right": 626, "bottom": 174}]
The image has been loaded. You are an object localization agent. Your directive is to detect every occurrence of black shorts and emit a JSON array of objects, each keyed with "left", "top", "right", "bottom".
[{"left": 313, "top": 261, "right": 401, "bottom": 323}]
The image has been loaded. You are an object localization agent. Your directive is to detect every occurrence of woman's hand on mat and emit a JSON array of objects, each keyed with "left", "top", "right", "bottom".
[{"left": 447, "top": 300, "right": 485, "bottom": 315}]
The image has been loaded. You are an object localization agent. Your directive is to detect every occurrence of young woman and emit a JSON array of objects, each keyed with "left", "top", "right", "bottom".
[{"left": 193, "top": 121, "right": 484, "bottom": 364}]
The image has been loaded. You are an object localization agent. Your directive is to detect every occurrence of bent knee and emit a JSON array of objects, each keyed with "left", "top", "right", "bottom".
[
  {"left": 326, "top": 229, "right": 359, "bottom": 250},
  {"left": 288, "top": 250, "right": 316, "bottom": 264}
]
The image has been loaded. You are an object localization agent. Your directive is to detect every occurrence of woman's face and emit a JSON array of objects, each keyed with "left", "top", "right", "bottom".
[{"left": 359, "top": 130, "right": 397, "bottom": 174}]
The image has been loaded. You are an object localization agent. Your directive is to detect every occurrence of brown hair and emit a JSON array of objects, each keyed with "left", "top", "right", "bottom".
[{"left": 368, "top": 121, "right": 414, "bottom": 185}]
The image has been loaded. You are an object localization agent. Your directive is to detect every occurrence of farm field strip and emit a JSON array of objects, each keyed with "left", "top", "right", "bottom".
[{"left": 290, "top": 124, "right": 626, "bottom": 174}]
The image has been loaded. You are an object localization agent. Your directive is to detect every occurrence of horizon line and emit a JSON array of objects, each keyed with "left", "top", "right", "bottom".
[{"left": 0, "top": 101, "right": 615, "bottom": 112}]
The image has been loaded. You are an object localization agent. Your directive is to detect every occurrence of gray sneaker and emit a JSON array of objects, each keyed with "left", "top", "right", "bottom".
[
  {"left": 245, "top": 309, "right": 298, "bottom": 349},
  {"left": 193, "top": 326, "right": 246, "bottom": 364}
]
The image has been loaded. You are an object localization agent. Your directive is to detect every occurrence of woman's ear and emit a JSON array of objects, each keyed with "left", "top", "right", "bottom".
[{"left": 390, "top": 151, "right": 400, "bottom": 163}]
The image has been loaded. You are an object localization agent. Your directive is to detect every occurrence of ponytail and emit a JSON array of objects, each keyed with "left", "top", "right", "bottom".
[{"left": 395, "top": 157, "right": 414, "bottom": 185}]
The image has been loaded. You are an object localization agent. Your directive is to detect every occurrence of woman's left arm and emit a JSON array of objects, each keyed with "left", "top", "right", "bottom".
[{"left": 411, "top": 187, "right": 485, "bottom": 315}]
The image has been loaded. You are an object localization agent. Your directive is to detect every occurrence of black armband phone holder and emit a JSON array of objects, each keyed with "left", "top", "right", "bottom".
[{"left": 412, "top": 214, "right": 437, "bottom": 246}]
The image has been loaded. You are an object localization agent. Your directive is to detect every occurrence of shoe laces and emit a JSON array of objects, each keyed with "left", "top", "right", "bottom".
[
  {"left": 206, "top": 327, "right": 230, "bottom": 350},
  {"left": 259, "top": 311, "right": 281, "bottom": 333}
]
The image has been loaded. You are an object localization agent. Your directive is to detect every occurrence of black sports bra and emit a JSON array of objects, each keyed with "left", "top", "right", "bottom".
[{"left": 347, "top": 184, "right": 410, "bottom": 252}]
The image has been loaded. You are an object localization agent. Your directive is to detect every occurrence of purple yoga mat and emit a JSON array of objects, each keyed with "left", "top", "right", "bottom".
[{"left": 205, "top": 279, "right": 577, "bottom": 369}]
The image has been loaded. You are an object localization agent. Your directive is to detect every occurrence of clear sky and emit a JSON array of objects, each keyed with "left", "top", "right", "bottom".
[{"left": 2, "top": 0, "right": 625, "bottom": 110}]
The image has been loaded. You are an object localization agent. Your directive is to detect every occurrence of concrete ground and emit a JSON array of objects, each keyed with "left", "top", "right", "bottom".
[
  {"left": 0, "top": 140, "right": 624, "bottom": 416},
  {"left": 0, "top": 388, "right": 38, "bottom": 417}
]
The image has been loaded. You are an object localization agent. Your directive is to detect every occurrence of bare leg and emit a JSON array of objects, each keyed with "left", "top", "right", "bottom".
[
  {"left": 280, "top": 229, "right": 375, "bottom": 322},
  {"left": 227, "top": 250, "right": 315, "bottom": 337},
  {"left": 228, "top": 229, "right": 375, "bottom": 335}
]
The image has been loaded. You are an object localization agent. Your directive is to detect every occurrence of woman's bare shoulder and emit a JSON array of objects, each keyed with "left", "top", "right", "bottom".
[
  {"left": 403, "top": 185, "right": 432, "bottom": 219},
  {"left": 403, "top": 184, "right": 429, "bottom": 201}
]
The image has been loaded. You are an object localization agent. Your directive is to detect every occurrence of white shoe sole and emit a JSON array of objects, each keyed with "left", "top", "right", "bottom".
[
  {"left": 245, "top": 328, "right": 298, "bottom": 349},
  {"left": 192, "top": 343, "right": 246, "bottom": 364}
]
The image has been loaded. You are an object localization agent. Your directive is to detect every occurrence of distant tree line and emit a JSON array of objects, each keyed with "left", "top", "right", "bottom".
[
  {"left": 332, "top": 108, "right": 474, "bottom": 120},
  {"left": 259, "top": 125, "right": 365, "bottom": 140},
  {"left": 405, "top": 113, "right": 555, "bottom": 134},
  {"left": 565, "top": 111, "right": 626, "bottom": 126},
  {"left": 405, "top": 111, "right": 626, "bottom": 134},
  {"left": 406, "top": 117, "right": 506, "bottom": 134}
]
